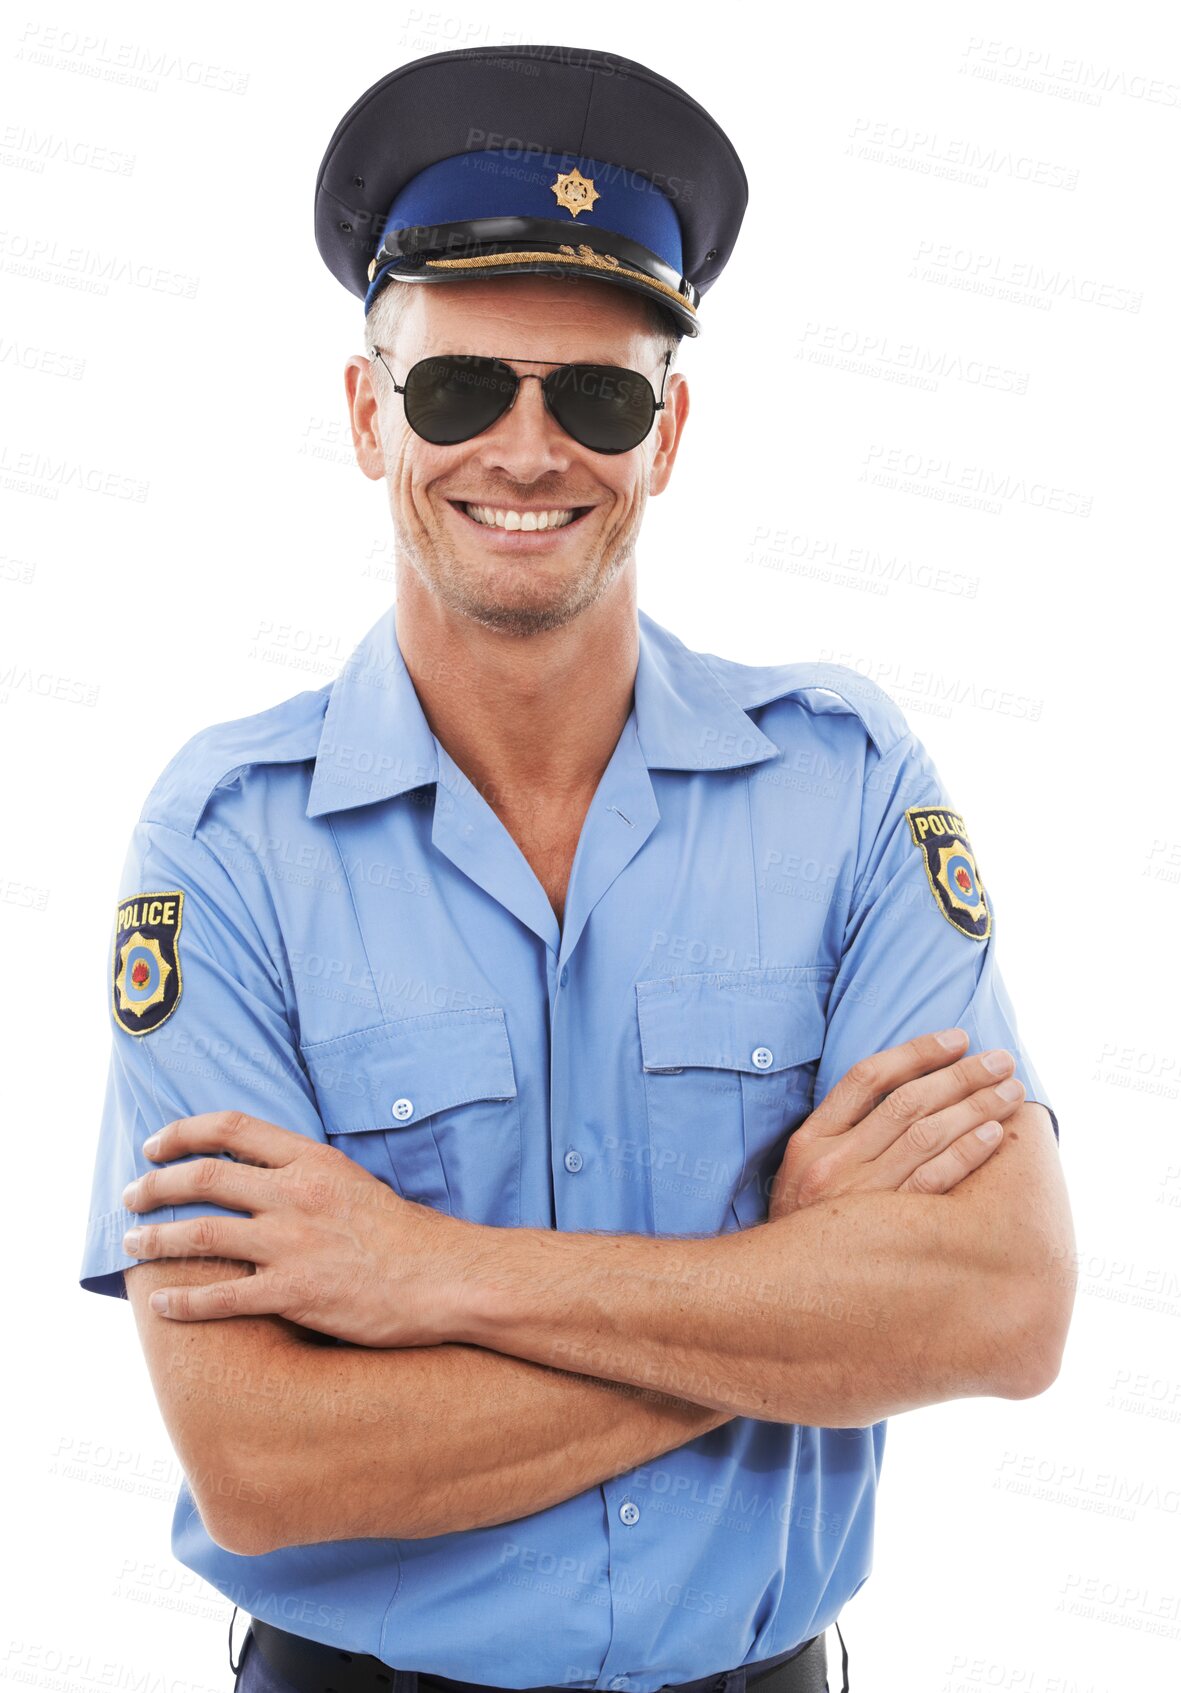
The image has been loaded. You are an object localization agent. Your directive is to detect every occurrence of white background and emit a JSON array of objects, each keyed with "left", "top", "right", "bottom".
[{"left": 3, "top": 3, "right": 1178, "bottom": 1690}]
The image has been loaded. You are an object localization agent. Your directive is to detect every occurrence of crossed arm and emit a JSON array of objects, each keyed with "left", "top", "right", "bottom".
[
  {"left": 443, "top": 1097, "right": 1070, "bottom": 1421},
  {"left": 124, "top": 1034, "right": 1076, "bottom": 1555},
  {"left": 127, "top": 1254, "right": 732, "bottom": 1554}
]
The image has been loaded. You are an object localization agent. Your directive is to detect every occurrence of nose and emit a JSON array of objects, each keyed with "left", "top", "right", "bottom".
[{"left": 471, "top": 370, "right": 575, "bottom": 482}]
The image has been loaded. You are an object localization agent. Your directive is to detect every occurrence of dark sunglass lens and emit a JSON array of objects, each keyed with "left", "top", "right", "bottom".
[
  {"left": 403, "top": 356, "right": 517, "bottom": 444},
  {"left": 545, "top": 364, "right": 655, "bottom": 453}
]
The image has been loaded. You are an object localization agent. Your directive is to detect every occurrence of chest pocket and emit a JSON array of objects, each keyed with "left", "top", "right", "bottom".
[
  {"left": 299, "top": 1008, "right": 522, "bottom": 1224},
  {"left": 636, "top": 966, "right": 834, "bottom": 1235}
]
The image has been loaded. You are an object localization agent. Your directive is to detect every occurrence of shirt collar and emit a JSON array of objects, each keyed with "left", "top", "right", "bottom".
[{"left": 305, "top": 604, "right": 780, "bottom": 820}]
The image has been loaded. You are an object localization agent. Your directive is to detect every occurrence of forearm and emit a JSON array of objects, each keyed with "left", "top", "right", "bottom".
[
  {"left": 212, "top": 1327, "right": 730, "bottom": 1553},
  {"left": 453, "top": 1192, "right": 1043, "bottom": 1427}
]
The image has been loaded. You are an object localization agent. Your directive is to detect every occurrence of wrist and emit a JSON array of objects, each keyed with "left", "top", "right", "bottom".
[{"left": 432, "top": 1213, "right": 513, "bottom": 1347}]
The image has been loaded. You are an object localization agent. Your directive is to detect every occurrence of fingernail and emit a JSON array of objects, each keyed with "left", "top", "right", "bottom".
[
  {"left": 976, "top": 1121, "right": 1002, "bottom": 1142},
  {"left": 123, "top": 1230, "right": 141, "bottom": 1252},
  {"left": 143, "top": 1134, "right": 160, "bottom": 1155},
  {"left": 981, "top": 1050, "right": 1011, "bottom": 1073},
  {"left": 936, "top": 1028, "right": 967, "bottom": 1048},
  {"left": 149, "top": 1292, "right": 168, "bottom": 1314},
  {"left": 996, "top": 1076, "right": 1024, "bottom": 1100}
]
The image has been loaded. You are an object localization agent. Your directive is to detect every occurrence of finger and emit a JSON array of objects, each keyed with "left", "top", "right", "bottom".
[
  {"left": 896, "top": 1121, "right": 1004, "bottom": 1195},
  {"left": 124, "top": 1156, "right": 266, "bottom": 1215},
  {"left": 143, "top": 1110, "right": 308, "bottom": 1169},
  {"left": 852, "top": 1053, "right": 1022, "bottom": 1164},
  {"left": 122, "top": 1216, "right": 263, "bottom": 1263},
  {"left": 791, "top": 1074, "right": 1022, "bottom": 1201},
  {"left": 808, "top": 1028, "right": 970, "bottom": 1136},
  {"left": 869, "top": 1072, "right": 1024, "bottom": 1178},
  {"left": 146, "top": 1270, "right": 288, "bottom": 1322}
]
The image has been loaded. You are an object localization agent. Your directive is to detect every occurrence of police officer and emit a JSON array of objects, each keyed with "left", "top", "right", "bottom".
[{"left": 81, "top": 45, "right": 1072, "bottom": 1693}]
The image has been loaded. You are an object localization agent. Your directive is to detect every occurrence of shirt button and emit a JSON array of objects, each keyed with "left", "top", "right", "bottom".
[
  {"left": 751, "top": 1046, "right": 774, "bottom": 1070},
  {"left": 391, "top": 1098, "right": 414, "bottom": 1121},
  {"left": 559, "top": 965, "right": 569, "bottom": 987},
  {"left": 563, "top": 1149, "right": 583, "bottom": 1174},
  {"left": 618, "top": 1500, "right": 640, "bottom": 1526},
  {"left": 609, "top": 1679, "right": 631, "bottom": 1691}
]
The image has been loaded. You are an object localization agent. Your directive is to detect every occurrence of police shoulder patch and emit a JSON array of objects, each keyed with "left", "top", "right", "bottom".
[
  {"left": 111, "top": 890, "right": 184, "bottom": 1035},
  {"left": 904, "top": 806, "right": 991, "bottom": 942}
]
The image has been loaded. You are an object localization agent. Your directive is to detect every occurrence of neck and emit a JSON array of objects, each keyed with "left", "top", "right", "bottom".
[{"left": 393, "top": 579, "right": 639, "bottom": 815}]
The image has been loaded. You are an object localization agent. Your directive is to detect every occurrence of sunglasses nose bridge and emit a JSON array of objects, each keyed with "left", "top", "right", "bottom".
[
  {"left": 473, "top": 367, "right": 575, "bottom": 470},
  {"left": 499, "top": 369, "right": 542, "bottom": 426}
]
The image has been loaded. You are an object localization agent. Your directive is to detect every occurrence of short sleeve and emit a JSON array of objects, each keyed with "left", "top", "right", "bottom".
[
  {"left": 80, "top": 814, "right": 327, "bottom": 1300},
  {"left": 813, "top": 728, "right": 1059, "bottom": 1144}
]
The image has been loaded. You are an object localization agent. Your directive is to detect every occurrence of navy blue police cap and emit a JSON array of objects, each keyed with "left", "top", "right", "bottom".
[{"left": 314, "top": 45, "right": 749, "bottom": 338}]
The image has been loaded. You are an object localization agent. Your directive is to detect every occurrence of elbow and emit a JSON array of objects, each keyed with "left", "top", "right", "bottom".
[
  {"left": 1001, "top": 1338, "right": 1065, "bottom": 1402},
  {"left": 205, "top": 1513, "right": 276, "bottom": 1559},
  {"left": 998, "top": 1254, "right": 1078, "bottom": 1401},
  {"left": 205, "top": 1506, "right": 280, "bottom": 1559},
  {"left": 187, "top": 1442, "right": 285, "bottom": 1558},
  {"left": 195, "top": 1442, "right": 425, "bottom": 1553}
]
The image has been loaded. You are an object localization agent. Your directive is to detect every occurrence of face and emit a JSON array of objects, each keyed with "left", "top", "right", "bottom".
[{"left": 345, "top": 274, "right": 689, "bottom": 638}]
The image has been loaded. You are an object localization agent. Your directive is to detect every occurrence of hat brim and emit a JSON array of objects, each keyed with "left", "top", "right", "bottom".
[{"left": 369, "top": 248, "right": 698, "bottom": 336}]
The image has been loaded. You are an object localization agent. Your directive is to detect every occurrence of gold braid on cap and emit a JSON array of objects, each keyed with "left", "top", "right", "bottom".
[{"left": 421, "top": 243, "right": 697, "bottom": 317}]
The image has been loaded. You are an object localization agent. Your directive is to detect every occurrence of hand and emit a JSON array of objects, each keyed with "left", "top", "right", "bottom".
[
  {"left": 767, "top": 1029, "right": 1024, "bottom": 1221},
  {"left": 120, "top": 1110, "right": 475, "bottom": 1348}
]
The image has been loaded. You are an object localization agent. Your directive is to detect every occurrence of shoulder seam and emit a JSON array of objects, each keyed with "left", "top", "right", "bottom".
[
  {"left": 135, "top": 811, "right": 297, "bottom": 1018},
  {"left": 733, "top": 661, "right": 910, "bottom": 760},
  {"left": 136, "top": 686, "right": 329, "bottom": 839}
]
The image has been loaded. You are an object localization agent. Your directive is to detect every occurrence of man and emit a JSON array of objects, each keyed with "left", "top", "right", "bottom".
[{"left": 80, "top": 45, "right": 1076, "bottom": 1693}]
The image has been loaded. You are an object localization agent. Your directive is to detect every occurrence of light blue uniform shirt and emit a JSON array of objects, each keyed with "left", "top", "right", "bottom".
[{"left": 81, "top": 605, "right": 1058, "bottom": 1691}]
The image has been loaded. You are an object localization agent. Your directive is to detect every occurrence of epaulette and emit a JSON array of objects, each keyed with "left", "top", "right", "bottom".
[
  {"left": 139, "top": 686, "right": 331, "bottom": 839},
  {"left": 700, "top": 655, "right": 911, "bottom": 761}
]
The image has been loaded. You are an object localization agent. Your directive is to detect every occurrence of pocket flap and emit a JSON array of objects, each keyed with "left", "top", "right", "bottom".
[
  {"left": 300, "top": 1008, "right": 517, "bottom": 1132},
  {"left": 636, "top": 966, "right": 833, "bottom": 1074}
]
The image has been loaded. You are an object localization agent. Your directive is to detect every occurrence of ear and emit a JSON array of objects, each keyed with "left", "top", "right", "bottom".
[
  {"left": 648, "top": 370, "right": 689, "bottom": 495},
  {"left": 344, "top": 354, "right": 388, "bottom": 483}
]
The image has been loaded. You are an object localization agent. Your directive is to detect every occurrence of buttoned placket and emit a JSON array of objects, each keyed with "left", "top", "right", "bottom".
[
  {"left": 430, "top": 719, "right": 678, "bottom": 1687},
  {"left": 429, "top": 717, "right": 659, "bottom": 1221}
]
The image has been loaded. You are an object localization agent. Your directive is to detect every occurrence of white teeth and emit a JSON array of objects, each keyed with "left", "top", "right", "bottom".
[{"left": 463, "top": 504, "right": 578, "bottom": 531}]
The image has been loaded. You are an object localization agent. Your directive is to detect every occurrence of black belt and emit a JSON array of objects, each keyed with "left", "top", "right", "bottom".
[{"left": 235, "top": 1614, "right": 849, "bottom": 1693}]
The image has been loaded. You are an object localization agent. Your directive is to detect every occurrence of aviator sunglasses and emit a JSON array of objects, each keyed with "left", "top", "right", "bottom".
[{"left": 369, "top": 347, "right": 672, "bottom": 455}]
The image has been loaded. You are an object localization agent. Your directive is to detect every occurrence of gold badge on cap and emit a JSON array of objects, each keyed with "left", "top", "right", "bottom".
[{"left": 551, "top": 167, "right": 600, "bottom": 219}]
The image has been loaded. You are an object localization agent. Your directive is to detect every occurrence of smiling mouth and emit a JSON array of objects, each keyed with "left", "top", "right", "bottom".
[{"left": 448, "top": 501, "right": 594, "bottom": 533}]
